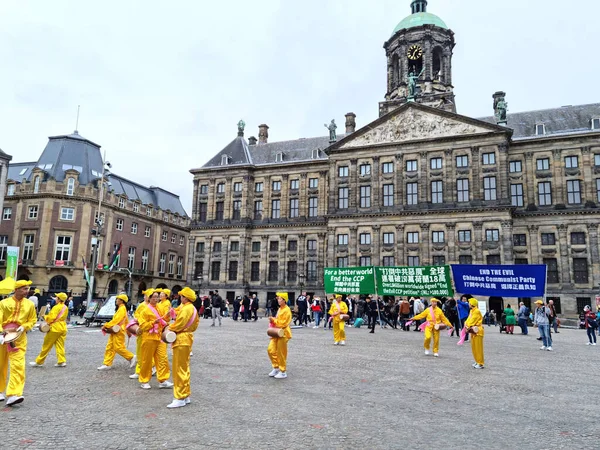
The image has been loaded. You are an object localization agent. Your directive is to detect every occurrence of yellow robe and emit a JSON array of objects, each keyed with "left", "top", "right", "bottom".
[
  {"left": 169, "top": 302, "right": 199, "bottom": 400},
  {"left": 0, "top": 296, "right": 37, "bottom": 397},
  {"left": 465, "top": 307, "right": 485, "bottom": 366},
  {"left": 35, "top": 302, "right": 69, "bottom": 365},
  {"left": 133, "top": 301, "right": 148, "bottom": 374},
  {"left": 412, "top": 306, "right": 453, "bottom": 353},
  {"left": 267, "top": 305, "right": 292, "bottom": 372},
  {"left": 137, "top": 303, "right": 170, "bottom": 383},
  {"left": 102, "top": 304, "right": 134, "bottom": 366},
  {"left": 328, "top": 300, "right": 349, "bottom": 343}
]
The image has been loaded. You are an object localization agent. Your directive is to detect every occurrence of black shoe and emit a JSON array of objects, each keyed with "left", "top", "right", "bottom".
[
  {"left": 369, "top": 330, "right": 374, "bottom": 334},
  {"left": 555, "top": 331, "right": 560, "bottom": 333},
  {"left": 536, "top": 337, "right": 542, "bottom": 340}
]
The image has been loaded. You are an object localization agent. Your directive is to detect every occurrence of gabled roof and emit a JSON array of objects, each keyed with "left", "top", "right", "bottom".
[
  {"left": 478, "top": 103, "right": 600, "bottom": 139},
  {"left": 202, "top": 136, "right": 252, "bottom": 168}
]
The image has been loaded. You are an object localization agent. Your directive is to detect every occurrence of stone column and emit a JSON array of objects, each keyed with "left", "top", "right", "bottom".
[
  {"left": 473, "top": 221, "right": 483, "bottom": 263},
  {"left": 471, "top": 147, "right": 481, "bottom": 203},
  {"left": 552, "top": 149, "right": 564, "bottom": 205},
  {"left": 349, "top": 226, "right": 358, "bottom": 267},
  {"left": 372, "top": 156, "right": 380, "bottom": 211},
  {"left": 387, "top": 57, "right": 394, "bottom": 94},
  {"left": 281, "top": 174, "right": 289, "bottom": 219},
  {"left": 582, "top": 147, "right": 595, "bottom": 204},
  {"left": 587, "top": 223, "right": 599, "bottom": 286},
  {"left": 446, "top": 223, "right": 456, "bottom": 263},
  {"left": 372, "top": 225, "right": 381, "bottom": 266},
  {"left": 327, "top": 228, "right": 336, "bottom": 269},
  {"left": 527, "top": 225, "right": 539, "bottom": 264},
  {"left": 420, "top": 223, "right": 430, "bottom": 266},
  {"left": 192, "top": 180, "right": 199, "bottom": 222},
  {"left": 260, "top": 235, "right": 269, "bottom": 282},
  {"left": 328, "top": 166, "right": 336, "bottom": 214},
  {"left": 525, "top": 152, "right": 536, "bottom": 207},
  {"left": 444, "top": 149, "right": 453, "bottom": 204},
  {"left": 299, "top": 173, "right": 307, "bottom": 218},
  {"left": 279, "top": 233, "right": 287, "bottom": 283},
  {"left": 224, "top": 177, "right": 233, "bottom": 220},
  {"left": 186, "top": 235, "right": 196, "bottom": 285},
  {"left": 501, "top": 220, "right": 513, "bottom": 264},
  {"left": 244, "top": 175, "right": 254, "bottom": 219},
  {"left": 222, "top": 236, "right": 230, "bottom": 282},
  {"left": 424, "top": 39, "right": 432, "bottom": 80},
  {"left": 318, "top": 232, "right": 327, "bottom": 285},
  {"left": 349, "top": 159, "right": 358, "bottom": 212},
  {"left": 557, "top": 224, "right": 570, "bottom": 286},
  {"left": 208, "top": 180, "right": 216, "bottom": 220},
  {"left": 395, "top": 153, "right": 404, "bottom": 208},
  {"left": 498, "top": 144, "right": 509, "bottom": 204},
  {"left": 395, "top": 224, "right": 405, "bottom": 266},
  {"left": 319, "top": 170, "right": 328, "bottom": 216},
  {"left": 419, "top": 152, "right": 428, "bottom": 204}
]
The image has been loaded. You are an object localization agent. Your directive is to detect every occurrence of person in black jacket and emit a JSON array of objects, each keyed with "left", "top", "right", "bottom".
[
  {"left": 250, "top": 294, "right": 259, "bottom": 321},
  {"left": 203, "top": 295, "right": 211, "bottom": 319},
  {"left": 367, "top": 296, "right": 378, "bottom": 333},
  {"left": 242, "top": 295, "right": 251, "bottom": 322},
  {"left": 211, "top": 290, "right": 223, "bottom": 327},
  {"left": 232, "top": 296, "right": 241, "bottom": 321}
]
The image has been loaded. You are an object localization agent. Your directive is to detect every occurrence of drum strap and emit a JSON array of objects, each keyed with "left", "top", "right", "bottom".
[
  {"left": 147, "top": 304, "right": 167, "bottom": 334},
  {"left": 183, "top": 306, "right": 198, "bottom": 331},
  {"left": 49, "top": 305, "right": 68, "bottom": 325}
]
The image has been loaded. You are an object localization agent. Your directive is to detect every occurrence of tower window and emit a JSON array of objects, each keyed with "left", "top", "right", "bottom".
[{"left": 433, "top": 47, "right": 444, "bottom": 81}]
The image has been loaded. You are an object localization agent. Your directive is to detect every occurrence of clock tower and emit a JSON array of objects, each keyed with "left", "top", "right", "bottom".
[{"left": 380, "top": 0, "right": 456, "bottom": 115}]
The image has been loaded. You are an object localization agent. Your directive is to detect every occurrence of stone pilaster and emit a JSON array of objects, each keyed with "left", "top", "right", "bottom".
[
  {"left": 420, "top": 223, "right": 430, "bottom": 265},
  {"left": 473, "top": 221, "right": 483, "bottom": 263},
  {"left": 501, "top": 220, "right": 513, "bottom": 264},
  {"left": 395, "top": 224, "right": 405, "bottom": 265},
  {"left": 349, "top": 226, "right": 358, "bottom": 267}
]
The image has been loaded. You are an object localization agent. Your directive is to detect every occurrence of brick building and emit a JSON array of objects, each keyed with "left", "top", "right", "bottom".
[{"left": 188, "top": 1, "right": 600, "bottom": 315}]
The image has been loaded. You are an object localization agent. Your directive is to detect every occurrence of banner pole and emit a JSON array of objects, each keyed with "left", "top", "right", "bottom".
[{"left": 372, "top": 266, "right": 384, "bottom": 329}]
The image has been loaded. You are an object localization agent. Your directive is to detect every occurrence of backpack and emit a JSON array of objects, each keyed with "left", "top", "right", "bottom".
[
  {"left": 588, "top": 313, "right": 599, "bottom": 329},
  {"left": 523, "top": 307, "right": 530, "bottom": 317}
]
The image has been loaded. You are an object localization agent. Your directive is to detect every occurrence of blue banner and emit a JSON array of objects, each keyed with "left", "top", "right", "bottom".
[{"left": 451, "top": 265, "right": 547, "bottom": 298}]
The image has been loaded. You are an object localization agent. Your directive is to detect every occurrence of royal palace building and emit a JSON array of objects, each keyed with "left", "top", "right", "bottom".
[
  {"left": 2, "top": 130, "right": 190, "bottom": 303},
  {"left": 189, "top": 1, "right": 600, "bottom": 316}
]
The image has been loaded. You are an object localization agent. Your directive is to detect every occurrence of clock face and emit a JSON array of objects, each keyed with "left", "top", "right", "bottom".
[{"left": 407, "top": 44, "right": 423, "bottom": 60}]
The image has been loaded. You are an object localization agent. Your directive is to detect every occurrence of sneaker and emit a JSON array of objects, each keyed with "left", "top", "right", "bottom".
[
  {"left": 593, "top": 343, "right": 597, "bottom": 346},
  {"left": 152, "top": 367, "right": 157, "bottom": 376},
  {"left": 268, "top": 368, "right": 280, "bottom": 377},
  {"left": 159, "top": 381, "right": 174, "bottom": 389},
  {"left": 129, "top": 355, "right": 137, "bottom": 369},
  {"left": 424, "top": 350, "right": 430, "bottom": 356},
  {"left": 210, "top": 324, "right": 215, "bottom": 327},
  {"left": 54, "top": 363, "right": 67, "bottom": 367},
  {"left": 546, "top": 347, "right": 553, "bottom": 351},
  {"left": 185, "top": 397, "right": 191, "bottom": 404},
  {"left": 433, "top": 353, "right": 439, "bottom": 357},
  {"left": 473, "top": 364, "right": 485, "bottom": 369},
  {"left": 587, "top": 342, "right": 592, "bottom": 345},
  {"left": 333, "top": 342, "right": 339, "bottom": 345},
  {"left": 274, "top": 371, "right": 287, "bottom": 379},
  {"left": 340, "top": 341, "right": 346, "bottom": 346},
  {"left": 313, "top": 326, "right": 318, "bottom": 329},
  {"left": 539, "top": 346, "right": 546, "bottom": 350},
  {"left": 29, "top": 362, "right": 43, "bottom": 367},
  {"left": 140, "top": 383, "right": 151, "bottom": 390},
  {"left": 472, "top": 363, "right": 478, "bottom": 368},
  {"left": 129, "top": 373, "right": 139, "bottom": 379},
  {"left": 5, "top": 395, "right": 24, "bottom": 407},
  {"left": 167, "top": 399, "right": 186, "bottom": 409},
  {"left": 97, "top": 365, "right": 111, "bottom": 371},
  {"left": 190, "top": 352, "right": 194, "bottom": 356}
]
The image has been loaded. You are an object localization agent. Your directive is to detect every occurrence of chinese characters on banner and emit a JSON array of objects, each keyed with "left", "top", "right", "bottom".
[
  {"left": 323, "top": 267, "right": 376, "bottom": 295},
  {"left": 375, "top": 266, "right": 454, "bottom": 297}
]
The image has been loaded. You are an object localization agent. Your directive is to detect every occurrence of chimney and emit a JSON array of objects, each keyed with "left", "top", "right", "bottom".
[
  {"left": 258, "top": 124, "right": 269, "bottom": 144},
  {"left": 248, "top": 136, "right": 257, "bottom": 146},
  {"left": 345, "top": 112, "right": 357, "bottom": 134}
]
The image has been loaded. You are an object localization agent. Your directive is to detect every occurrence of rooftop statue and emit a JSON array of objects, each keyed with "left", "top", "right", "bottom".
[{"left": 324, "top": 119, "right": 337, "bottom": 142}]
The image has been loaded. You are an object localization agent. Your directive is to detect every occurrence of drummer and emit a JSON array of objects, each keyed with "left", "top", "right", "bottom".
[
  {"left": 0, "top": 279, "right": 37, "bottom": 406},
  {"left": 156, "top": 288, "right": 173, "bottom": 377},
  {"left": 410, "top": 298, "right": 453, "bottom": 357},
  {"left": 464, "top": 298, "right": 485, "bottom": 369},
  {"left": 328, "top": 294, "right": 348, "bottom": 346},
  {"left": 97, "top": 294, "right": 136, "bottom": 371},
  {"left": 30, "top": 292, "right": 69, "bottom": 368},
  {"left": 137, "top": 291, "right": 173, "bottom": 389},
  {"left": 166, "top": 287, "right": 199, "bottom": 408},
  {"left": 129, "top": 288, "right": 154, "bottom": 379},
  {"left": 267, "top": 292, "right": 292, "bottom": 379}
]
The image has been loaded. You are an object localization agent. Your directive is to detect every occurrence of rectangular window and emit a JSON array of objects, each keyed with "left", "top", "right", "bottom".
[
  {"left": 432, "top": 231, "right": 445, "bottom": 243},
  {"left": 141, "top": 249, "right": 149, "bottom": 271},
  {"left": 573, "top": 258, "right": 589, "bottom": 283},
  {"left": 486, "top": 229, "right": 500, "bottom": 242},
  {"left": 382, "top": 256, "right": 395, "bottom": 267},
  {"left": 571, "top": 232, "right": 586, "bottom": 245},
  {"left": 430, "top": 157, "right": 442, "bottom": 170},
  {"left": 307, "top": 261, "right": 317, "bottom": 282},
  {"left": 217, "top": 183, "right": 225, "bottom": 193},
  {"left": 211, "top": 261, "right": 220, "bottom": 281},
  {"left": 307, "top": 239, "right": 317, "bottom": 251},
  {"left": 486, "top": 255, "right": 501, "bottom": 265},
  {"left": 565, "top": 156, "right": 579, "bottom": 169},
  {"left": 509, "top": 160, "right": 522, "bottom": 173},
  {"left": 536, "top": 124, "right": 546, "bottom": 135},
  {"left": 309, "top": 178, "right": 319, "bottom": 189},
  {"left": 359, "top": 164, "right": 371, "bottom": 176},
  {"left": 456, "top": 155, "right": 469, "bottom": 168},
  {"left": 337, "top": 234, "right": 349, "bottom": 245},
  {"left": 133, "top": 203, "right": 139, "bottom": 213},
  {"left": 272, "top": 181, "right": 281, "bottom": 191},
  {"left": 252, "top": 242, "right": 261, "bottom": 252},
  {"left": 171, "top": 233, "right": 176, "bottom": 244},
  {"left": 407, "top": 232, "right": 419, "bottom": 244},
  {"left": 458, "top": 230, "right": 471, "bottom": 242},
  {"left": 338, "top": 187, "right": 349, "bottom": 209},
  {"left": 268, "top": 261, "right": 279, "bottom": 281},
  {"left": 230, "top": 241, "right": 239, "bottom": 252},
  {"left": 432, "top": 255, "right": 446, "bottom": 266},
  {"left": 232, "top": 200, "right": 242, "bottom": 219},
  {"left": 269, "top": 241, "right": 279, "bottom": 252},
  {"left": 144, "top": 226, "right": 151, "bottom": 237},
  {"left": 538, "top": 182, "right": 552, "bottom": 205},
  {"left": 2, "top": 208, "right": 11, "bottom": 220},
  {"left": 198, "top": 203, "right": 207, "bottom": 222},
  {"left": 567, "top": 180, "right": 581, "bottom": 204},
  {"left": 66, "top": 178, "right": 75, "bottom": 196},
  {"left": 482, "top": 153, "right": 496, "bottom": 165},
  {"left": 0, "top": 236, "right": 6, "bottom": 261},
  {"left": 177, "top": 256, "right": 183, "bottom": 276},
  {"left": 254, "top": 200, "right": 263, "bottom": 220},
  {"left": 127, "top": 247, "right": 136, "bottom": 269},
  {"left": 158, "top": 253, "right": 166, "bottom": 274},
  {"left": 115, "top": 219, "right": 124, "bottom": 231},
  {"left": 289, "top": 199, "right": 299, "bottom": 218},
  {"left": 28, "top": 206, "right": 39, "bottom": 219},
  {"left": 271, "top": 200, "right": 281, "bottom": 219},
  {"left": 338, "top": 166, "right": 349, "bottom": 177},
  {"left": 513, "top": 234, "right": 527, "bottom": 246},
  {"left": 22, "top": 234, "right": 34, "bottom": 260},
  {"left": 595, "top": 155, "right": 600, "bottom": 167},
  {"left": 60, "top": 207, "right": 75, "bottom": 221},
  {"left": 431, "top": 181, "right": 443, "bottom": 204},
  {"left": 287, "top": 261, "right": 297, "bottom": 282},
  {"left": 233, "top": 182, "right": 243, "bottom": 192},
  {"left": 537, "top": 158, "right": 550, "bottom": 171},
  {"left": 406, "top": 160, "right": 418, "bottom": 172},
  {"left": 593, "top": 118, "right": 600, "bottom": 130},
  {"left": 483, "top": 177, "right": 497, "bottom": 201},
  {"left": 290, "top": 179, "right": 299, "bottom": 190},
  {"left": 337, "top": 257, "right": 349, "bottom": 268},
  {"left": 215, "top": 201, "right": 224, "bottom": 220},
  {"left": 228, "top": 261, "right": 238, "bottom": 281},
  {"left": 459, "top": 255, "right": 473, "bottom": 265},
  {"left": 200, "top": 184, "right": 208, "bottom": 194},
  {"left": 118, "top": 198, "right": 125, "bottom": 208},
  {"left": 213, "top": 241, "right": 222, "bottom": 252},
  {"left": 55, "top": 235, "right": 71, "bottom": 261},
  {"left": 255, "top": 182, "right": 263, "bottom": 192},
  {"left": 359, "top": 233, "right": 371, "bottom": 245},
  {"left": 596, "top": 179, "right": 600, "bottom": 202},
  {"left": 360, "top": 185, "right": 371, "bottom": 208},
  {"left": 457, "top": 179, "right": 469, "bottom": 203},
  {"left": 511, "top": 184, "right": 524, "bottom": 207},
  {"left": 383, "top": 184, "right": 394, "bottom": 207},
  {"left": 406, "top": 182, "right": 418, "bottom": 205},
  {"left": 543, "top": 258, "right": 558, "bottom": 283},
  {"left": 146, "top": 207, "right": 152, "bottom": 217},
  {"left": 131, "top": 222, "right": 138, "bottom": 234},
  {"left": 359, "top": 256, "right": 371, "bottom": 267},
  {"left": 308, "top": 197, "right": 318, "bottom": 217},
  {"left": 382, "top": 162, "right": 394, "bottom": 174},
  {"left": 251, "top": 262, "right": 260, "bottom": 281},
  {"left": 407, "top": 256, "right": 420, "bottom": 266},
  {"left": 541, "top": 233, "right": 556, "bottom": 245},
  {"left": 383, "top": 232, "right": 395, "bottom": 245},
  {"left": 287, "top": 240, "right": 298, "bottom": 251},
  {"left": 7, "top": 185, "right": 15, "bottom": 196}
]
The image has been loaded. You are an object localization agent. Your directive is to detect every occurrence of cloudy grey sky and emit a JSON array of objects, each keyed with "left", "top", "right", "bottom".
[{"left": 1, "top": 0, "right": 598, "bottom": 213}]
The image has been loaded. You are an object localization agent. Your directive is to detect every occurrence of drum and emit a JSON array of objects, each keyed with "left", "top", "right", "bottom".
[
  {"left": 38, "top": 322, "right": 50, "bottom": 333},
  {"left": 2, "top": 330, "right": 22, "bottom": 344},
  {"left": 267, "top": 327, "right": 284, "bottom": 338},
  {"left": 105, "top": 325, "right": 121, "bottom": 334},
  {"left": 126, "top": 321, "right": 139, "bottom": 336},
  {"left": 434, "top": 324, "right": 447, "bottom": 331},
  {"left": 161, "top": 329, "right": 176, "bottom": 344},
  {"left": 339, "top": 314, "right": 350, "bottom": 321},
  {"left": 469, "top": 326, "right": 479, "bottom": 335}
]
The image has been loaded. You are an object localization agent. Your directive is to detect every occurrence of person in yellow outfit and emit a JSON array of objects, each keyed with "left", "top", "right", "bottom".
[
  {"left": 97, "top": 294, "right": 136, "bottom": 370},
  {"left": 0, "top": 279, "right": 37, "bottom": 406},
  {"left": 411, "top": 298, "right": 453, "bottom": 357},
  {"left": 465, "top": 297, "right": 485, "bottom": 369},
  {"left": 137, "top": 291, "right": 173, "bottom": 390},
  {"left": 166, "top": 287, "right": 199, "bottom": 408},
  {"left": 328, "top": 294, "right": 348, "bottom": 346},
  {"left": 155, "top": 288, "right": 173, "bottom": 379},
  {"left": 129, "top": 288, "right": 154, "bottom": 379},
  {"left": 30, "top": 292, "right": 69, "bottom": 368},
  {"left": 268, "top": 292, "right": 292, "bottom": 379}
]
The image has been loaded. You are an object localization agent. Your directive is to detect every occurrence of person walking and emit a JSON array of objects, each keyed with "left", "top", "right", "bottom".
[
  {"left": 456, "top": 295, "right": 471, "bottom": 341},
  {"left": 311, "top": 296, "right": 322, "bottom": 328},
  {"left": 97, "top": 294, "right": 136, "bottom": 371},
  {"left": 517, "top": 302, "right": 529, "bottom": 335},
  {"left": 267, "top": 293, "right": 292, "bottom": 379},
  {"left": 534, "top": 300, "right": 553, "bottom": 351},
  {"left": 211, "top": 290, "right": 223, "bottom": 327},
  {"left": 296, "top": 292, "right": 308, "bottom": 327},
  {"left": 30, "top": 292, "right": 69, "bottom": 368},
  {"left": 250, "top": 294, "right": 259, "bottom": 321},
  {"left": 503, "top": 304, "right": 516, "bottom": 334},
  {"left": 399, "top": 298, "right": 411, "bottom": 331},
  {"left": 464, "top": 297, "right": 485, "bottom": 369},
  {"left": 329, "top": 295, "right": 348, "bottom": 345},
  {"left": 547, "top": 300, "right": 559, "bottom": 334},
  {"left": 28, "top": 288, "right": 39, "bottom": 314},
  {"left": 583, "top": 305, "right": 597, "bottom": 345},
  {"left": 232, "top": 296, "right": 241, "bottom": 321},
  {"left": 366, "top": 296, "right": 378, "bottom": 333}
]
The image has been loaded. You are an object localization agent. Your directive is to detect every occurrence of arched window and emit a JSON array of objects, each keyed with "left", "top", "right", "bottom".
[
  {"left": 433, "top": 47, "right": 444, "bottom": 82},
  {"left": 33, "top": 176, "right": 40, "bottom": 194},
  {"left": 49, "top": 275, "right": 68, "bottom": 291},
  {"left": 108, "top": 279, "right": 119, "bottom": 295},
  {"left": 66, "top": 178, "right": 75, "bottom": 196},
  {"left": 392, "top": 54, "right": 400, "bottom": 87}
]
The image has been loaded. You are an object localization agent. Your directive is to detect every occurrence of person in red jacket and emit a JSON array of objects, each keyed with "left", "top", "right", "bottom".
[{"left": 583, "top": 305, "right": 597, "bottom": 345}]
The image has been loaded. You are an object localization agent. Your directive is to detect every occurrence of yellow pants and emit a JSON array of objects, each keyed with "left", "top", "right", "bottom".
[
  {"left": 424, "top": 328, "right": 441, "bottom": 353},
  {"left": 139, "top": 339, "right": 170, "bottom": 383},
  {"left": 267, "top": 337, "right": 289, "bottom": 372},
  {"left": 135, "top": 336, "right": 142, "bottom": 374},
  {"left": 35, "top": 331, "right": 67, "bottom": 365},
  {"left": 471, "top": 335, "right": 485, "bottom": 366},
  {"left": 103, "top": 332, "right": 134, "bottom": 366},
  {"left": 172, "top": 345, "right": 191, "bottom": 400},
  {"left": 0, "top": 335, "right": 27, "bottom": 397},
  {"left": 333, "top": 320, "right": 346, "bottom": 343}
]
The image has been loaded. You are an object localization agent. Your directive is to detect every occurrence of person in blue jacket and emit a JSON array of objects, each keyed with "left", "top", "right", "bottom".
[{"left": 457, "top": 294, "right": 471, "bottom": 342}]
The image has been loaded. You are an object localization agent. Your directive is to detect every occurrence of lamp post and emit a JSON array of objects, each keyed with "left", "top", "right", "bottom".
[{"left": 120, "top": 268, "right": 132, "bottom": 300}]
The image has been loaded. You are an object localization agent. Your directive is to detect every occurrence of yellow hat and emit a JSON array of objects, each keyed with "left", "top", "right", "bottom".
[
  {"left": 34, "top": 288, "right": 41, "bottom": 295},
  {"left": 154, "top": 288, "right": 163, "bottom": 293},
  {"left": 534, "top": 300, "right": 543, "bottom": 305},
  {"left": 179, "top": 287, "right": 196, "bottom": 301},
  {"left": 430, "top": 297, "right": 439, "bottom": 303},
  {"left": 143, "top": 288, "right": 155, "bottom": 297},
  {"left": 116, "top": 293, "right": 129, "bottom": 303},
  {"left": 276, "top": 292, "right": 288, "bottom": 301},
  {"left": 15, "top": 280, "right": 32, "bottom": 289},
  {"left": 54, "top": 292, "right": 68, "bottom": 302},
  {"left": 162, "top": 289, "right": 171, "bottom": 297},
  {"left": 468, "top": 298, "right": 478, "bottom": 307},
  {"left": 334, "top": 294, "right": 343, "bottom": 300}
]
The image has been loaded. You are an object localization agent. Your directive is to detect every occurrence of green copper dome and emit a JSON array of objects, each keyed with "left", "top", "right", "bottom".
[{"left": 392, "top": 12, "right": 448, "bottom": 35}]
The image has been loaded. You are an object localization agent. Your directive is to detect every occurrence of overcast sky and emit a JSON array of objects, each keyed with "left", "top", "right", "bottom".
[{"left": 1, "top": 0, "right": 598, "bottom": 214}]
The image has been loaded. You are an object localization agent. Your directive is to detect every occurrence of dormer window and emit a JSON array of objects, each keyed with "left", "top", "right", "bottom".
[
  {"left": 33, "top": 176, "right": 40, "bottom": 194},
  {"left": 312, "top": 149, "right": 320, "bottom": 159},
  {"left": 221, "top": 155, "right": 229, "bottom": 165},
  {"left": 275, "top": 152, "right": 283, "bottom": 162},
  {"left": 118, "top": 197, "right": 125, "bottom": 208},
  {"left": 592, "top": 118, "right": 600, "bottom": 130},
  {"left": 66, "top": 178, "right": 75, "bottom": 196},
  {"left": 7, "top": 184, "right": 15, "bottom": 196},
  {"left": 18, "top": 168, "right": 27, "bottom": 176},
  {"left": 535, "top": 123, "right": 546, "bottom": 136}
]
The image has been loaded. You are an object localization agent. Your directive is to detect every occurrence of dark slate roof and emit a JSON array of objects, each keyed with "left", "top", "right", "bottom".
[
  {"left": 7, "top": 162, "right": 36, "bottom": 182},
  {"left": 0, "top": 148, "right": 12, "bottom": 161},
  {"left": 478, "top": 103, "right": 600, "bottom": 139},
  {"left": 203, "top": 136, "right": 252, "bottom": 168}
]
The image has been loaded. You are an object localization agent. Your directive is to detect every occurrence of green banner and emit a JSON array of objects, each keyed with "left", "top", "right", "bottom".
[
  {"left": 375, "top": 265, "right": 454, "bottom": 297},
  {"left": 324, "top": 267, "right": 376, "bottom": 295},
  {"left": 6, "top": 246, "right": 19, "bottom": 279}
]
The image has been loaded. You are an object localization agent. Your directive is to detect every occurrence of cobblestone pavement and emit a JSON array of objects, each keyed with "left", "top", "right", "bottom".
[{"left": 0, "top": 319, "right": 597, "bottom": 449}]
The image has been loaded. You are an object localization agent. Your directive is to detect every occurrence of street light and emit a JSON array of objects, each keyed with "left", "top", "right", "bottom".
[{"left": 120, "top": 268, "right": 132, "bottom": 300}]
